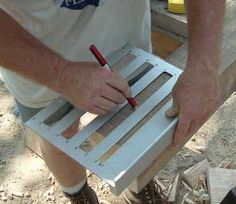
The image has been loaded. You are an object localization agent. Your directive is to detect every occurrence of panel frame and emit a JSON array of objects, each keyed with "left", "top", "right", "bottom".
[{"left": 26, "top": 44, "right": 182, "bottom": 194}]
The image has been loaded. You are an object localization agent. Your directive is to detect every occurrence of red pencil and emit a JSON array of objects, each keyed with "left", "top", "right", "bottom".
[{"left": 89, "top": 44, "right": 138, "bottom": 109}]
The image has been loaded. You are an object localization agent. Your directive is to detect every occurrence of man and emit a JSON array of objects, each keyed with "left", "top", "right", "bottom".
[{"left": 0, "top": 0, "right": 225, "bottom": 203}]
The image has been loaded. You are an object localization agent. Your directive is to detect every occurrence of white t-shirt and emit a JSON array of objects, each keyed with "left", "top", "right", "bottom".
[{"left": 0, "top": 0, "right": 151, "bottom": 108}]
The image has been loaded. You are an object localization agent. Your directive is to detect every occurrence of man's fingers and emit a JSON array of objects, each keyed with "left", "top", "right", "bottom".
[
  {"left": 173, "top": 114, "right": 191, "bottom": 145},
  {"left": 174, "top": 111, "right": 209, "bottom": 146},
  {"left": 166, "top": 99, "right": 179, "bottom": 118},
  {"left": 188, "top": 111, "right": 210, "bottom": 137},
  {"left": 96, "top": 96, "right": 119, "bottom": 112},
  {"left": 107, "top": 73, "right": 131, "bottom": 98},
  {"left": 188, "top": 119, "right": 201, "bottom": 138},
  {"left": 89, "top": 106, "right": 107, "bottom": 115},
  {"left": 102, "top": 86, "right": 126, "bottom": 104}
]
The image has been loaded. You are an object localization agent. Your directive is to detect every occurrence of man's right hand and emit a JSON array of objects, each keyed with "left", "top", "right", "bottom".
[
  {"left": 57, "top": 62, "right": 131, "bottom": 115},
  {"left": 0, "top": 10, "right": 130, "bottom": 115}
]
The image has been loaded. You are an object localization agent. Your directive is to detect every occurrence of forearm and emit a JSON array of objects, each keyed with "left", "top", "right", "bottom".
[
  {"left": 0, "top": 9, "right": 68, "bottom": 92},
  {"left": 186, "top": 0, "right": 226, "bottom": 73}
]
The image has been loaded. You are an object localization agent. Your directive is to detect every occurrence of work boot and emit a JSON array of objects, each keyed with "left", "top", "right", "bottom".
[
  {"left": 123, "top": 177, "right": 168, "bottom": 204},
  {"left": 64, "top": 183, "right": 99, "bottom": 204}
]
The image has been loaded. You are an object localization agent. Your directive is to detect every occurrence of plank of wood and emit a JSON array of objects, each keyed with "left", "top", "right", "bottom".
[
  {"left": 130, "top": 0, "right": 236, "bottom": 193},
  {"left": 24, "top": 126, "right": 43, "bottom": 156},
  {"left": 152, "top": 30, "right": 182, "bottom": 58},
  {"left": 207, "top": 168, "right": 236, "bottom": 204}
]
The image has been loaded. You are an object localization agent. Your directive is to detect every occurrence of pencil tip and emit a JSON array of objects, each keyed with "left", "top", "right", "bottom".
[{"left": 133, "top": 105, "right": 138, "bottom": 110}]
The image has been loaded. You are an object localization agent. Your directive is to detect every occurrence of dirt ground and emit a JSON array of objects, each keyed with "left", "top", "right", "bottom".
[{"left": 1, "top": 74, "right": 236, "bottom": 204}]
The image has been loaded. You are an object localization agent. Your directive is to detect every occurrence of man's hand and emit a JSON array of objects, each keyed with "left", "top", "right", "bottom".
[
  {"left": 165, "top": 0, "right": 225, "bottom": 145},
  {"left": 57, "top": 62, "right": 131, "bottom": 115},
  {"left": 166, "top": 67, "right": 221, "bottom": 145}
]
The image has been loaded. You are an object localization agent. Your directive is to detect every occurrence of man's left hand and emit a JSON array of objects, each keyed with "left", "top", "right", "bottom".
[{"left": 165, "top": 66, "right": 221, "bottom": 145}]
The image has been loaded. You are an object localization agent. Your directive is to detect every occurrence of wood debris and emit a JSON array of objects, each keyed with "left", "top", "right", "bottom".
[
  {"left": 182, "top": 180, "right": 193, "bottom": 192},
  {"left": 183, "top": 152, "right": 192, "bottom": 158},
  {"left": 99, "top": 200, "right": 111, "bottom": 204},
  {"left": 0, "top": 187, "right": 4, "bottom": 193},
  {"left": 181, "top": 192, "right": 191, "bottom": 204},
  {"left": 155, "top": 177, "right": 167, "bottom": 191},
  {"left": 48, "top": 186, "right": 54, "bottom": 195},
  {"left": 11, "top": 191, "right": 24, "bottom": 197},
  {"left": 168, "top": 176, "right": 175, "bottom": 187},
  {"left": 0, "top": 194, "right": 8, "bottom": 202},
  {"left": 178, "top": 152, "right": 186, "bottom": 160},
  {"left": 185, "top": 197, "right": 195, "bottom": 204},
  {"left": 167, "top": 183, "right": 173, "bottom": 196},
  {"left": 7, "top": 194, "right": 13, "bottom": 200},
  {"left": 177, "top": 160, "right": 213, "bottom": 203},
  {"left": 87, "top": 171, "right": 93, "bottom": 177},
  {"left": 195, "top": 145, "right": 208, "bottom": 153},
  {"left": 168, "top": 174, "right": 181, "bottom": 203},
  {"left": 198, "top": 175, "right": 207, "bottom": 190},
  {"left": 181, "top": 159, "right": 211, "bottom": 188},
  {"left": 218, "top": 161, "right": 232, "bottom": 169},
  {"left": 48, "top": 173, "right": 55, "bottom": 185},
  {"left": 25, "top": 192, "right": 31, "bottom": 198}
]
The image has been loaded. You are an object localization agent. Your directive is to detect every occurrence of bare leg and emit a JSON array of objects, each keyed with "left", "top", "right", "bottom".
[
  {"left": 39, "top": 120, "right": 86, "bottom": 187},
  {"left": 16, "top": 100, "right": 86, "bottom": 187}
]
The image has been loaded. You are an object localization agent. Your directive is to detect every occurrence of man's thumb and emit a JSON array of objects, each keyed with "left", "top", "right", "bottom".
[{"left": 165, "top": 101, "right": 178, "bottom": 118}]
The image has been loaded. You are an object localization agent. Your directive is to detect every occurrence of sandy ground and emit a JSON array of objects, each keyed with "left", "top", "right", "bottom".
[{"left": 1, "top": 75, "right": 236, "bottom": 204}]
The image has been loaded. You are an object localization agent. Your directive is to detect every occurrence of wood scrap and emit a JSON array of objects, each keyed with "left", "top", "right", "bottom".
[
  {"left": 198, "top": 175, "right": 207, "bottom": 191},
  {"left": 167, "top": 183, "right": 173, "bottom": 196},
  {"left": 192, "top": 189, "right": 210, "bottom": 203},
  {"left": 155, "top": 177, "right": 167, "bottom": 191},
  {"left": 178, "top": 152, "right": 186, "bottom": 160},
  {"left": 167, "top": 175, "right": 175, "bottom": 196},
  {"left": 168, "top": 174, "right": 181, "bottom": 203},
  {"left": 10, "top": 191, "right": 24, "bottom": 198},
  {"left": 185, "top": 197, "right": 195, "bottom": 204},
  {"left": 181, "top": 159, "right": 211, "bottom": 188},
  {"left": 181, "top": 192, "right": 191, "bottom": 204},
  {"left": 25, "top": 193, "right": 31, "bottom": 198},
  {"left": 195, "top": 193, "right": 210, "bottom": 204},
  {"left": 0, "top": 194, "right": 8, "bottom": 202},
  {"left": 207, "top": 168, "right": 236, "bottom": 204},
  {"left": 168, "top": 175, "right": 175, "bottom": 187},
  {"left": 195, "top": 145, "right": 208, "bottom": 153},
  {"left": 182, "top": 180, "right": 192, "bottom": 192},
  {"left": 218, "top": 161, "right": 232, "bottom": 169},
  {"left": 192, "top": 190, "right": 201, "bottom": 198}
]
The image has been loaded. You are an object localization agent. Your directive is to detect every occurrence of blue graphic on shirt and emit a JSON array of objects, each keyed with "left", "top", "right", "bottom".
[{"left": 61, "top": 0, "right": 100, "bottom": 10}]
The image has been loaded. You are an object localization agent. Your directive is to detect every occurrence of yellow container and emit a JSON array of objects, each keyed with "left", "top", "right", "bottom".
[{"left": 168, "top": 0, "right": 186, "bottom": 14}]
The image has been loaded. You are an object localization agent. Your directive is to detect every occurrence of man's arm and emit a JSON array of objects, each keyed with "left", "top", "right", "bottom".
[
  {"left": 0, "top": 9, "right": 131, "bottom": 114},
  {"left": 0, "top": 9, "right": 67, "bottom": 91},
  {"left": 166, "top": 0, "right": 226, "bottom": 144}
]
